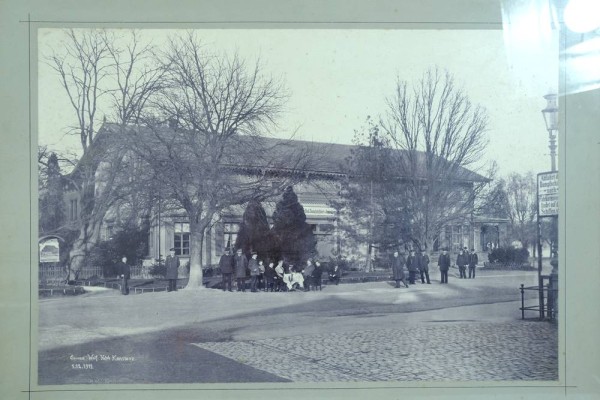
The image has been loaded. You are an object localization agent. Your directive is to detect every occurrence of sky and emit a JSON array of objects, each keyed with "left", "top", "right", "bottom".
[{"left": 38, "top": 28, "right": 559, "bottom": 178}]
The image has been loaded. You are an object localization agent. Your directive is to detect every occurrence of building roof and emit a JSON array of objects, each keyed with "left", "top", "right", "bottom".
[{"left": 82, "top": 122, "right": 489, "bottom": 183}]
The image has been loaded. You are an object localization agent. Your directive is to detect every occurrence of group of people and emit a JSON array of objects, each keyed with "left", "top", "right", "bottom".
[
  {"left": 438, "top": 247, "right": 478, "bottom": 283},
  {"left": 391, "top": 247, "right": 479, "bottom": 287},
  {"left": 218, "top": 249, "right": 342, "bottom": 292},
  {"left": 114, "top": 245, "right": 479, "bottom": 296}
]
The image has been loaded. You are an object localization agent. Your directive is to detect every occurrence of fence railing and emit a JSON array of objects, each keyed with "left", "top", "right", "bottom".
[
  {"left": 519, "top": 274, "right": 558, "bottom": 320},
  {"left": 39, "top": 264, "right": 154, "bottom": 283},
  {"left": 39, "top": 264, "right": 67, "bottom": 283}
]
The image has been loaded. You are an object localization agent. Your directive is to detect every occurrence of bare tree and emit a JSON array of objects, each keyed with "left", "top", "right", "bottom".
[
  {"left": 46, "top": 29, "right": 164, "bottom": 280},
  {"left": 505, "top": 172, "right": 537, "bottom": 251},
  {"left": 334, "top": 118, "right": 413, "bottom": 270},
  {"left": 379, "top": 67, "right": 492, "bottom": 251},
  {"left": 47, "top": 29, "right": 111, "bottom": 150},
  {"left": 128, "top": 33, "right": 314, "bottom": 289},
  {"left": 104, "top": 30, "right": 167, "bottom": 125}
]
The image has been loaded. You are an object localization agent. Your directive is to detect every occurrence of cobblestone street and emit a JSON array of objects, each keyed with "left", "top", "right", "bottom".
[{"left": 193, "top": 320, "right": 558, "bottom": 382}]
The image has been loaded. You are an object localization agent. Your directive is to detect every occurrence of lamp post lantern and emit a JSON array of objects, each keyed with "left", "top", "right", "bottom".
[{"left": 542, "top": 93, "right": 559, "bottom": 172}]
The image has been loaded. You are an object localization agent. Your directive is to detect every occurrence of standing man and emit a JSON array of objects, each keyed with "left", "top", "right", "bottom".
[
  {"left": 116, "top": 256, "right": 130, "bottom": 295},
  {"left": 234, "top": 248, "right": 248, "bottom": 292},
  {"left": 302, "top": 259, "right": 315, "bottom": 292},
  {"left": 418, "top": 249, "right": 431, "bottom": 284},
  {"left": 218, "top": 249, "right": 234, "bottom": 292},
  {"left": 456, "top": 248, "right": 468, "bottom": 279},
  {"left": 258, "top": 260, "right": 266, "bottom": 291},
  {"left": 248, "top": 252, "right": 260, "bottom": 292},
  {"left": 391, "top": 251, "right": 409, "bottom": 288},
  {"left": 438, "top": 248, "right": 451, "bottom": 284},
  {"left": 406, "top": 249, "right": 418, "bottom": 284},
  {"left": 165, "top": 247, "right": 180, "bottom": 292},
  {"left": 468, "top": 248, "right": 479, "bottom": 279},
  {"left": 312, "top": 261, "right": 323, "bottom": 291}
]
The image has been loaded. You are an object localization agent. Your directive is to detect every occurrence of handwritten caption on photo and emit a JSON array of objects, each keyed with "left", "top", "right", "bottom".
[{"left": 69, "top": 354, "right": 135, "bottom": 370}]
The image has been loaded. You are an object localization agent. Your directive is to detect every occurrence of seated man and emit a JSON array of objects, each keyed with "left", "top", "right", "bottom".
[
  {"left": 329, "top": 264, "right": 342, "bottom": 285},
  {"left": 283, "top": 270, "right": 305, "bottom": 291}
]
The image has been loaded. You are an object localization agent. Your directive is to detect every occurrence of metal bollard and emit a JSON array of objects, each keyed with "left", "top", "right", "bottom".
[{"left": 520, "top": 284, "right": 525, "bottom": 320}]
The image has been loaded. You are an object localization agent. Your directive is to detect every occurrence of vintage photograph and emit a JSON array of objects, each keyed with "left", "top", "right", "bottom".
[{"left": 36, "top": 25, "right": 560, "bottom": 385}]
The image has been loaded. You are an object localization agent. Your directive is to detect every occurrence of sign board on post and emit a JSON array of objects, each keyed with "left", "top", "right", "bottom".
[
  {"left": 39, "top": 237, "right": 60, "bottom": 263},
  {"left": 537, "top": 171, "right": 559, "bottom": 217}
]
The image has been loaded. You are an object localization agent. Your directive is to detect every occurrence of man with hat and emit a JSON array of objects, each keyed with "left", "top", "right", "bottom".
[
  {"left": 468, "top": 248, "right": 479, "bottom": 279},
  {"left": 406, "top": 249, "right": 418, "bottom": 284},
  {"left": 234, "top": 248, "right": 248, "bottom": 292},
  {"left": 165, "top": 247, "right": 180, "bottom": 292},
  {"left": 248, "top": 251, "right": 261, "bottom": 292},
  {"left": 438, "top": 248, "right": 451, "bottom": 284},
  {"left": 456, "top": 247, "right": 468, "bottom": 279},
  {"left": 302, "top": 259, "right": 315, "bottom": 292},
  {"left": 312, "top": 260, "right": 323, "bottom": 291},
  {"left": 115, "top": 256, "right": 130, "bottom": 295},
  {"left": 417, "top": 249, "right": 431, "bottom": 284},
  {"left": 391, "top": 250, "right": 409, "bottom": 288},
  {"left": 218, "top": 248, "right": 234, "bottom": 291}
]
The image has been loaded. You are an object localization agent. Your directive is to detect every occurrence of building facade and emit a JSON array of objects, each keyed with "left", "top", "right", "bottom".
[{"left": 65, "top": 123, "right": 507, "bottom": 273}]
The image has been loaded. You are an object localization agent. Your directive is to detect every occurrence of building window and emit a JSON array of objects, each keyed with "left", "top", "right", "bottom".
[
  {"left": 69, "top": 199, "right": 78, "bottom": 221},
  {"left": 451, "top": 225, "right": 463, "bottom": 252},
  {"left": 433, "top": 234, "right": 440, "bottom": 251},
  {"left": 223, "top": 222, "right": 239, "bottom": 251},
  {"left": 174, "top": 222, "right": 190, "bottom": 256}
]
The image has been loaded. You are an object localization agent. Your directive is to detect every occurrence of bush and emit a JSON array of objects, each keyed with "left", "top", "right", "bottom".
[
  {"left": 488, "top": 246, "right": 530, "bottom": 266},
  {"left": 86, "top": 224, "right": 149, "bottom": 277},
  {"left": 149, "top": 258, "right": 166, "bottom": 277}
]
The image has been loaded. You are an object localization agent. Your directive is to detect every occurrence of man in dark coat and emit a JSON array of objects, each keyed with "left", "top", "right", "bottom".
[
  {"left": 248, "top": 252, "right": 261, "bottom": 292},
  {"left": 329, "top": 264, "right": 342, "bottom": 285},
  {"left": 234, "top": 248, "right": 248, "bottom": 292},
  {"left": 417, "top": 249, "right": 431, "bottom": 284},
  {"left": 438, "top": 248, "right": 451, "bottom": 284},
  {"left": 391, "top": 251, "right": 409, "bottom": 288},
  {"left": 456, "top": 248, "right": 468, "bottom": 279},
  {"left": 468, "top": 248, "right": 479, "bottom": 279},
  {"left": 406, "top": 250, "right": 418, "bottom": 284},
  {"left": 302, "top": 259, "right": 315, "bottom": 292},
  {"left": 264, "top": 261, "right": 277, "bottom": 292},
  {"left": 219, "top": 249, "right": 234, "bottom": 291},
  {"left": 165, "top": 247, "right": 180, "bottom": 292},
  {"left": 312, "top": 261, "right": 323, "bottom": 291},
  {"left": 116, "top": 256, "right": 130, "bottom": 295}
]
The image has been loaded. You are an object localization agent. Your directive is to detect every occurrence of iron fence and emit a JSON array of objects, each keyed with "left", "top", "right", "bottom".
[
  {"left": 519, "top": 276, "right": 558, "bottom": 321},
  {"left": 39, "top": 264, "right": 156, "bottom": 283}
]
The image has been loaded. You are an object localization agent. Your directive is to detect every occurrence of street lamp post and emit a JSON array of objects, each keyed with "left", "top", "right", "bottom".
[{"left": 541, "top": 93, "right": 559, "bottom": 319}]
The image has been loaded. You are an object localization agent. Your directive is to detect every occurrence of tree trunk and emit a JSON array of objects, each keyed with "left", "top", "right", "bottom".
[
  {"left": 424, "top": 237, "right": 434, "bottom": 253},
  {"left": 67, "top": 221, "right": 101, "bottom": 281},
  {"left": 185, "top": 221, "right": 205, "bottom": 289}
]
